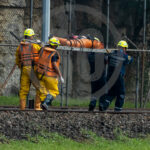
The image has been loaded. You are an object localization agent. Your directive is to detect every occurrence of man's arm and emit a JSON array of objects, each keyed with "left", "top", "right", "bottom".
[
  {"left": 52, "top": 62, "right": 62, "bottom": 77},
  {"left": 52, "top": 62, "right": 64, "bottom": 83}
]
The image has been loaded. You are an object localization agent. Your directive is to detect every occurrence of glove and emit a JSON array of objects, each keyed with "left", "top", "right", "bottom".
[
  {"left": 36, "top": 40, "right": 41, "bottom": 43},
  {"left": 60, "top": 76, "right": 64, "bottom": 84},
  {"left": 128, "top": 56, "right": 131, "bottom": 60}
]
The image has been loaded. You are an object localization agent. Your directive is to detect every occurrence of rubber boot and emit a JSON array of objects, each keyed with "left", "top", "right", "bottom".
[
  {"left": 34, "top": 95, "right": 42, "bottom": 111},
  {"left": 20, "top": 99, "right": 26, "bottom": 110},
  {"left": 41, "top": 94, "right": 53, "bottom": 110},
  {"left": 88, "top": 97, "right": 97, "bottom": 111}
]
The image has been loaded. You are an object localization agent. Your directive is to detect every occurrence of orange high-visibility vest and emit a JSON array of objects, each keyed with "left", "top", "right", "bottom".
[
  {"left": 19, "top": 41, "right": 39, "bottom": 66},
  {"left": 37, "top": 47, "right": 60, "bottom": 77}
]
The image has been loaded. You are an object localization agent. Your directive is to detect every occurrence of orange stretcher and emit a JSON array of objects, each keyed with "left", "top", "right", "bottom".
[{"left": 54, "top": 37, "right": 104, "bottom": 49}]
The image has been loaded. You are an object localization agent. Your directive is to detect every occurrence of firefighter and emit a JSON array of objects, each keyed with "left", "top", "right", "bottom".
[
  {"left": 99, "top": 40, "right": 133, "bottom": 111},
  {"left": 15, "top": 28, "right": 41, "bottom": 110},
  {"left": 36, "top": 37, "right": 64, "bottom": 110}
]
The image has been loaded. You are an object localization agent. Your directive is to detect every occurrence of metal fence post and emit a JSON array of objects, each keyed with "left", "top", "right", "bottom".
[
  {"left": 65, "top": 0, "right": 72, "bottom": 107},
  {"left": 105, "top": 0, "right": 110, "bottom": 95},
  {"left": 141, "top": 0, "right": 147, "bottom": 108},
  {"left": 42, "top": 0, "right": 50, "bottom": 42},
  {"left": 30, "top": 0, "right": 33, "bottom": 28},
  {"left": 106, "top": 0, "right": 110, "bottom": 49},
  {"left": 142, "top": 0, "right": 147, "bottom": 108}
]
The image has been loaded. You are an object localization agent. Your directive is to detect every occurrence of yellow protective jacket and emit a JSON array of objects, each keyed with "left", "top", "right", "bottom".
[{"left": 15, "top": 41, "right": 41, "bottom": 68}]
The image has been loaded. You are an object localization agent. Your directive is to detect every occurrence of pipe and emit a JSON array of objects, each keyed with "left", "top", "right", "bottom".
[
  {"left": 142, "top": 0, "right": 147, "bottom": 108},
  {"left": 141, "top": 0, "right": 147, "bottom": 108},
  {"left": 124, "top": 36, "right": 139, "bottom": 109},
  {"left": 42, "top": 0, "right": 50, "bottom": 42},
  {"left": 65, "top": 0, "right": 72, "bottom": 107},
  {"left": 30, "top": 0, "right": 33, "bottom": 28},
  {"left": 106, "top": 0, "right": 110, "bottom": 49},
  {"left": 104, "top": 0, "right": 110, "bottom": 95}
]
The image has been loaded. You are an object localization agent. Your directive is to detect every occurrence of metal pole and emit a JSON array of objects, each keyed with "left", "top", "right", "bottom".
[
  {"left": 106, "top": 0, "right": 110, "bottom": 49},
  {"left": 69, "top": 0, "right": 72, "bottom": 34},
  {"left": 60, "top": 52, "right": 64, "bottom": 107},
  {"left": 143, "top": 0, "right": 146, "bottom": 45},
  {"left": 141, "top": 0, "right": 146, "bottom": 108},
  {"left": 136, "top": 52, "right": 140, "bottom": 109},
  {"left": 65, "top": 0, "right": 72, "bottom": 107},
  {"left": 42, "top": 0, "right": 50, "bottom": 42},
  {"left": 104, "top": 0, "right": 110, "bottom": 94},
  {"left": 124, "top": 36, "right": 140, "bottom": 109},
  {"left": 30, "top": 0, "right": 33, "bottom": 28},
  {"left": 66, "top": 53, "right": 69, "bottom": 107},
  {"left": 142, "top": 0, "right": 147, "bottom": 108}
]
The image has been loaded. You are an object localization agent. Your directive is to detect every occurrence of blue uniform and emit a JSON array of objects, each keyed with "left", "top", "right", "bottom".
[
  {"left": 99, "top": 49, "right": 133, "bottom": 111},
  {"left": 88, "top": 52, "right": 107, "bottom": 111}
]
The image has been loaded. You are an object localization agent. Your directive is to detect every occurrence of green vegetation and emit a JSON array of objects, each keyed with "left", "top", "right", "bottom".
[
  {"left": 0, "top": 96, "right": 19, "bottom": 106},
  {"left": 0, "top": 133, "right": 150, "bottom": 150},
  {"left": 0, "top": 95, "right": 150, "bottom": 109}
]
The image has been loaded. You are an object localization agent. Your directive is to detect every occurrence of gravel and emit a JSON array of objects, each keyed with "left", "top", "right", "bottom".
[{"left": 0, "top": 111, "right": 150, "bottom": 140}]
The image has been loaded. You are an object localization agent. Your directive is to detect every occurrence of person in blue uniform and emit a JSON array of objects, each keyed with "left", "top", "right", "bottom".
[
  {"left": 99, "top": 40, "right": 133, "bottom": 112},
  {"left": 88, "top": 37, "right": 107, "bottom": 111}
]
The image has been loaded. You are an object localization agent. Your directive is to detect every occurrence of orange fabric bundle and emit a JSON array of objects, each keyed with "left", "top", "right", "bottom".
[{"left": 55, "top": 37, "right": 104, "bottom": 49}]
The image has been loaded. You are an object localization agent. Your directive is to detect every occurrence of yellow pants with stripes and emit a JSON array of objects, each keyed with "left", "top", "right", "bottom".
[{"left": 36, "top": 73, "right": 59, "bottom": 102}]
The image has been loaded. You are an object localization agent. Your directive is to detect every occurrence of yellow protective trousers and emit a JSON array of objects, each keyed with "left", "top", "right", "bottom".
[
  {"left": 19, "top": 66, "right": 32, "bottom": 100},
  {"left": 20, "top": 66, "right": 42, "bottom": 110},
  {"left": 19, "top": 66, "right": 40, "bottom": 99},
  {"left": 36, "top": 73, "right": 59, "bottom": 102}
]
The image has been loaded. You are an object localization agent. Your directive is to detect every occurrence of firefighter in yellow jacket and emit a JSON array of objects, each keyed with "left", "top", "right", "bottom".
[
  {"left": 15, "top": 28, "right": 41, "bottom": 110},
  {"left": 36, "top": 37, "right": 64, "bottom": 110}
]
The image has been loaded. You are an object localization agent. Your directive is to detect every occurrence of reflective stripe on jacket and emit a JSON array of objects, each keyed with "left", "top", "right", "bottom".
[
  {"left": 37, "top": 47, "right": 60, "bottom": 77},
  {"left": 19, "top": 41, "right": 39, "bottom": 66}
]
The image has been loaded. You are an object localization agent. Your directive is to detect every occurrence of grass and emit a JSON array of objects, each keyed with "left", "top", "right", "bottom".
[
  {"left": 0, "top": 96, "right": 19, "bottom": 106},
  {"left": 0, "top": 95, "right": 150, "bottom": 109},
  {"left": 0, "top": 133, "right": 150, "bottom": 150}
]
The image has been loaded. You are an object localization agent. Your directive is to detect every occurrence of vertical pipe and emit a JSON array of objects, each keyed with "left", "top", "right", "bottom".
[
  {"left": 65, "top": 0, "right": 72, "bottom": 107},
  {"left": 124, "top": 36, "right": 139, "bottom": 109},
  {"left": 42, "top": 0, "right": 50, "bottom": 42},
  {"left": 30, "top": 0, "right": 33, "bottom": 28},
  {"left": 69, "top": 0, "right": 72, "bottom": 34},
  {"left": 66, "top": 53, "right": 69, "bottom": 107},
  {"left": 105, "top": 0, "right": 110, "bottom": 94},
  {"left": 106, "top": 0, "right": 110, "bottom": 49},
  {"left": 135, "top": 53, "right": 140, "bottom": 108},
  {"left": 142, "top": 0, "right": 147, "bottom": 107},
  {"left": 141, "top": 0, "right": 146, "bottom": 108},
  {"left": 60, "top": 52, "right": 64, "bottom": 107},
  {"left": 143, "top": 0, "right": 146, "bottom": 45}
]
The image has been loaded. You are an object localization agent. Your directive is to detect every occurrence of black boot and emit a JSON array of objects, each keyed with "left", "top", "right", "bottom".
[
  {"left": 41, "top": 94, "right": 53, "bottom": 110},
  {"left": 88, "top": 98, "right": 97, "bottom": 111}
]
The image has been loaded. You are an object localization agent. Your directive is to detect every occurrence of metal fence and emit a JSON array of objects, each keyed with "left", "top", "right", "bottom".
[{"left": 0, "top": 0, "right": 150, "bottom": 109}]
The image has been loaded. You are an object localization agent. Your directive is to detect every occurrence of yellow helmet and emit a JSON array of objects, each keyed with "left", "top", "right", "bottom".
[
  {"left": 24, "top": 28, "right": 35, "bottom": 37},
  {"left": 117, "top": 40, "right": 128, "bottom": 48},
  {"left": 49, "top": 37, "right": 60, "bottom": 47}
]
